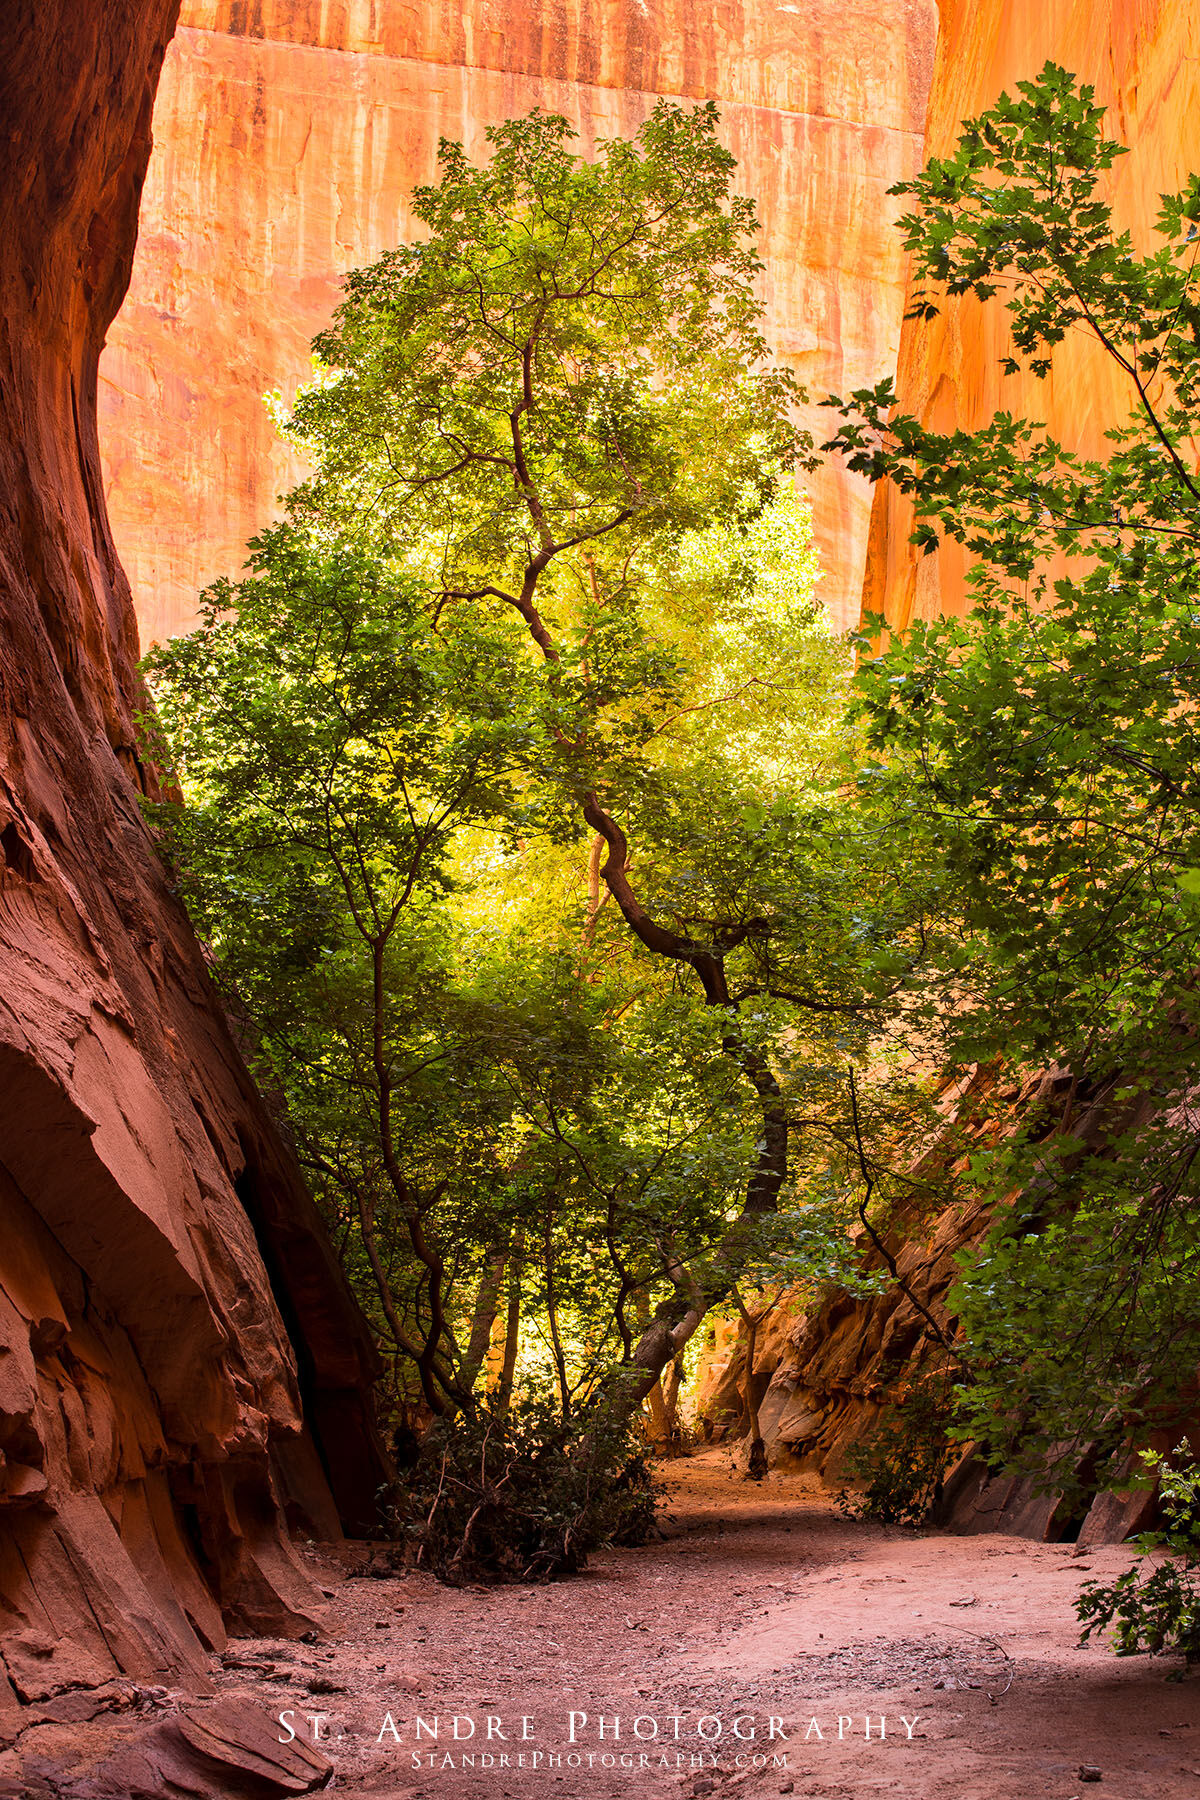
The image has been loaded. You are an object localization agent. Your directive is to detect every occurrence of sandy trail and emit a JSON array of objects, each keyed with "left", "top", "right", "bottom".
[{"left": 211, "top": 1451, "right": 1198, "bottom": 1800}]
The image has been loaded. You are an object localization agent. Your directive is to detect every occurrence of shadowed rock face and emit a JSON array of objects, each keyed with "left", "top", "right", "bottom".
[
  {"left": 861, "top": 0, "right": 1200, "bottom": 629},
  {"left": 0, "top": 0, "right": 385, "bottom": 1728},
  {"left": 98, "top": 0, "right": 936, "bottom": 642},
  {"left": 695, "top": 1066, "right": 1186, "bottom": 1544}
]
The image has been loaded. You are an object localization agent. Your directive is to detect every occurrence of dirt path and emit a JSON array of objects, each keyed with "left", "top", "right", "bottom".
[{"left": 213, "top": 1451, "right": 1198, "bottom": 1799}]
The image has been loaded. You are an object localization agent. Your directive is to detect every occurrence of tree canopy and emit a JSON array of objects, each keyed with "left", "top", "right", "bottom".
[{"left": 146, "top": 104, "right": 926, "bottom": 1452}]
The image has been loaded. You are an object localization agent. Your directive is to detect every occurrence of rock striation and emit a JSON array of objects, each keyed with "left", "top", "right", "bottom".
[
  {"left": 98, "top": 0, "right": 936, "bottom": 644},
  {"left": 0, "top": 0, "right": 385, "bottom": 1734},
  {"left": 859, "top": 0, "right": 1200, "bottom": 629}
]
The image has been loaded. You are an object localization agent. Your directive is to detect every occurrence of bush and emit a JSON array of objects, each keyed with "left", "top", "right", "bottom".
[
  {"left": 1076, "top": 1440, "right": 1200, "bottom": 1666},
  {"left": 396, "top": 1397, "right": 657, "bottom": 1584},
  {"left": 836, "top": 1378, "right": 954, "bottom": 1527}
]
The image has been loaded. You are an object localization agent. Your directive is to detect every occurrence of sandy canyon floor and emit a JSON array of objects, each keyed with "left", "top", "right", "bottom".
[
  {"left": 7, "top": 1451, "right": 1197, "bottom": 1798},
  {"left": 227, "top": 1450, "right": 1198, "bottom": 1800}
]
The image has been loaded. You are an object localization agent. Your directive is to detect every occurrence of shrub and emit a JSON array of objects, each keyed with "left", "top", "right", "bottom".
[
  {"left": 1076, "top": 1440, "right": 1200, "bottom": 1666},
  {"left": 837, "top": 1378, "right": 954, "bottom": 1527},
  {"left": 397, "top": 1396, "right": 657, "bottom": 1584}
]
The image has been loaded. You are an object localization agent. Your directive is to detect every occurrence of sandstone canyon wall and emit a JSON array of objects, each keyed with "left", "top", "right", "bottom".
[
  {"left": 695, "top": 1070, "right": 1160, "bottom": 1544},
  {"left": 0, "top": 0, "right": 386, "bottom": 1737},
  {"left": 698, "top": 0, "right": 1200, "bottom": 1541},
  {"left": 98, "top": 0, "right": 937, "bottom": 644},
  {"left": 861, "top": 0, "right": 1200, "bottom": 629}
]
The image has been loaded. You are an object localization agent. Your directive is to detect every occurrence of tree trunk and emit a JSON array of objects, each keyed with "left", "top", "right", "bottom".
[
  {"left": 634, "top": 1290, "right": 668, "bottom": 1445},
  {"left": 489, "top": 1229, "right": 524, "bottom": 1412},
  {"left": 588, "top": 1112, "right": 790, "bottom": 1440},
  {"left": 661, "top": 1356, "right": 683, "bottom": 1440},
  {"left": 732, "top": 1287, "right": 783, "bottom": 1481},
  {"left": 741, "top": 1312, "right": 767, "bottom": 1481},
  {"left": 460, "top": 1241, "right": 508, "bottom": 1396},
  {"left": 636, "top": 1283, "right": 683, "bottom": 1449}
]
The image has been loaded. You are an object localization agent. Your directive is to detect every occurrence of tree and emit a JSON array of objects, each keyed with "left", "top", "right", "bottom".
[
  {"left": 144, "top": 534, "right": 548, "bottom": 1414},
  {"left": 147, "top": 103, "right": 933, "bottom": 1452},
  {"left": 730, "top": 1284, "right": 784, "bottom": 1479},
  {"left": 264, "top": 103, "right": 910, "bottom": 1409},
  {"left": 827, "top": 62, "right": 1200, "bottom": 1492}
]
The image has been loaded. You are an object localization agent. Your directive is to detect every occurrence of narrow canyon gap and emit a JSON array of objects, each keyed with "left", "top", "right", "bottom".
[{"left": 4, "top": 0, "right": 1200, "bottom": 1777}]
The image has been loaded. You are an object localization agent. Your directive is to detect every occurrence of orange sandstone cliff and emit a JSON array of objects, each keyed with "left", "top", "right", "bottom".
[
  {"left": 704, "top": 0, "right": 1200, "bottom": 1537},
  {"left": 860, "top": 0, "right": 1200, "bottom": 630},
  {"left": 99, "top": 0, "right": 937, "bottom": 643},
  {"left": 0, "top": 0, "right": 386, "bottom": 1738}
]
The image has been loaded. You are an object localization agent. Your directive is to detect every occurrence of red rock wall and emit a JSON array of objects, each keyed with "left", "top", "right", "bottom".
[
  {"left": 860, "top": 0, "right": 1200, "bottom": 629},
  {"left": 697, "top": 1071, "right": 1163, "bottom": 1543},
  {"left": 706, "top": 1, "right": 1200, "bottom": 1540},
  {"left": 99, "top": 0, "right": 936, "bottom": 643},
  {"left": 0, "top": 0, "right": 385, "bottom": 1730}
]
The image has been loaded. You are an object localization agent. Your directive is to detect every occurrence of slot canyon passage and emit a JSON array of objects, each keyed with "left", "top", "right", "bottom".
[{"left": 3, "top": 2, "right": 1200, "bottom": 1799}]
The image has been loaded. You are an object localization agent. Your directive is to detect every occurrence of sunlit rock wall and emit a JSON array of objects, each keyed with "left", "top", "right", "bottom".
[
  {"left": 0, "top": 0, "right": 385, "bottom": 1727},
  {"left": 860, "top": 0, "right": 1200, "bottom": 629},
  {"left": 99, "top": 0, "right": 936, "bottom": 643}
]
